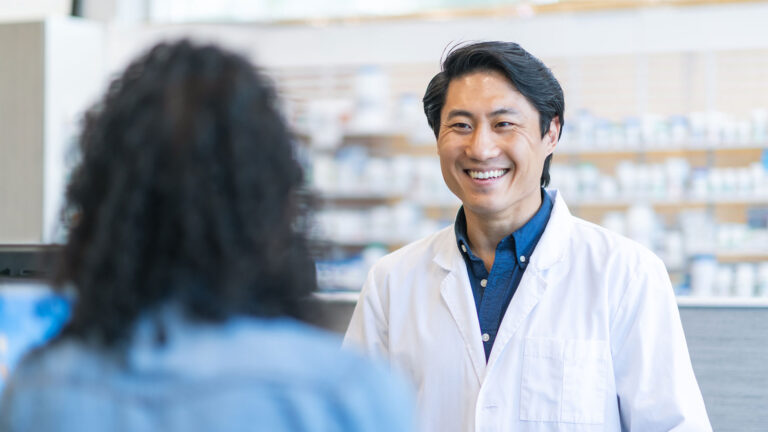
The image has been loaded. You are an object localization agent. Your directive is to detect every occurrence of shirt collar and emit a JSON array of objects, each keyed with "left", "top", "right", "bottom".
[
  {"left": 454, "top": 189, "right": 554, "bottom": 268},
  {"left": 454, "top": 206, "right": 479, "bottom": 262}
]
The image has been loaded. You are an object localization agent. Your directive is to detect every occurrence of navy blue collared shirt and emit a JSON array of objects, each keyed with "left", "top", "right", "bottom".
[{"left": 454, "top": 189, "right": 553, "bottom": 361}]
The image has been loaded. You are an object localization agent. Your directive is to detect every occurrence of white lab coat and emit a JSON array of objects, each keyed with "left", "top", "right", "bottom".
[{"left": 344, "top": 190, "right": 711, "bottom": 432}]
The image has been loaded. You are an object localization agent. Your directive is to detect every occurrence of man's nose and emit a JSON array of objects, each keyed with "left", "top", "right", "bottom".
[{"left": 465, "top": 127, "right": 501, "bottom": 161}]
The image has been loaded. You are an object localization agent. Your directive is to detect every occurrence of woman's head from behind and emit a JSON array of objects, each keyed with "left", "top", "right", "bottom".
[{"left": 58, "top": 40, "right": 314, "bottom": 345}]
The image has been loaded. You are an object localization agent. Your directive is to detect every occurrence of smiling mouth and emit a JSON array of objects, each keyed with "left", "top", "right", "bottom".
[{"left": 465, "top": 169, "right": 509, "bottom": 180}]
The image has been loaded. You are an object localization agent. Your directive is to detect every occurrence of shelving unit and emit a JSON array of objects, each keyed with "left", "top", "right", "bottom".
[
  {"left": 315, "top": 291, "right": 768, "bottom": 306},
  {"left": 313, "top": 291, "right": 361, "bottom": 303},
  {"left": 676, "top": 296, "right": 768, "bottom": 308},
  {"left": 568, "top": 196, "right": 768, "bottom": 208},
  {"left": 558, "top": 143, "right": 768, "bottom": 155},
  {"left": 276, "top": 37, "right": 768, "bottom": 299},
  {"left": 304, "top": 126, "right": 767, "bottom": 291},
  {"left": 302, "top": 131, "right": 768, "bottom": 295}
]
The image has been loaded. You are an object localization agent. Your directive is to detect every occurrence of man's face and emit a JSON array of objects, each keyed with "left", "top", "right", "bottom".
[{"left": 437, "top": 70, "right": 559, "bottom": 220}]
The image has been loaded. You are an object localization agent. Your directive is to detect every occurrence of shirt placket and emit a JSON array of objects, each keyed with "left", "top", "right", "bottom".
[{"left": 477, "top": 241, "right": 517, "bottom": 361}]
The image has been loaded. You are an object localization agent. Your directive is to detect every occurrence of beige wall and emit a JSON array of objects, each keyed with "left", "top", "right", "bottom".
[
  {"left": 0, "top": 22, "right": 45, "bottom": 243},
  {"left": 0, "top": 19, "right": 104, "bottom": 244}
]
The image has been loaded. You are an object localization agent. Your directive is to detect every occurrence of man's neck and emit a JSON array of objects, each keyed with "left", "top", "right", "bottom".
[{"left": 464, "top": 190, "right": 543, "bottom": 272}]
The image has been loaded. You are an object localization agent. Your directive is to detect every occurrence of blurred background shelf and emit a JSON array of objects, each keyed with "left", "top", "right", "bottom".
[
  {"left": 569, "top": 196, "right": 768, "bottom": 207},
  {"left": 313, "top": 291, "right": 361, "bottom": 303},
  {"left": 558, "top": 142, "right": 768, "bottom": 155},
  {"left": 313, "top": 190, "right": 402, "bottom": 201},
  {"left": 676, "top": 296, "right": 768, "bottom": 308},
  {"left": 313, "top": 291, "right": 768, "bottom": 308},
  {"left": 715, "top": 250, "right": 768, "bottom": 262}
]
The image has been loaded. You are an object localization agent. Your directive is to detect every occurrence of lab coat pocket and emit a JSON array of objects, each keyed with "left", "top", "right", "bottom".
[{"left": 520, "top": 338, "right": 609, "bottom": 424}]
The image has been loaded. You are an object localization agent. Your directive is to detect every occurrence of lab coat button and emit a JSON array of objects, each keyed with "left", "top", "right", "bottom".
[
  {"left": 480, "top": 279, "right": 487, "bottom": 287},
  {"left": 520, "top": 255, "right": 526, "bottom": 262},
  {"left": 482, "top": 333, "right": 490, "bottom": 342},
  {"left": 461, "top": 244, "right": 467, "bottom": 253}
]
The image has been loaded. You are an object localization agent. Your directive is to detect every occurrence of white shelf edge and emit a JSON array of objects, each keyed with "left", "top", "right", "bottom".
[
  {"left": 294, "top": 129, "right": 403, "bottom": 140},
  {"left": 312, "top": 237, "right": 411, "bottom": 247},
  {"left": 296, "top": 132, "right": 768, "bottom": 152},
  {"left": 416, "top": 199, "right": 462, "bottom": 208},
  {"left": 314, "top": 190, "right": 401, "bottom": 200},
  {"left": 310, "top": 190, "right": 768, "bottom": 207},
  {"left": 314, "top": 291, "right": 361, "bottom": 303},
  {"left": 557, "top": 143, "right": 768, "bottom": 155},
  {"left": 313, "top": 236, "right": 768, "bottom": 256},
  {"left": 568, "top": 196, "right": 768, "bottom": 207},
  {"left": 716, "top": 250, "right": 768, "bottom": 258},
  {"left": 314, "top": 292, "right": 768, "bottom": 307},
  {"left": 676, "top": 296, "right": 768, "bottom": 308}
]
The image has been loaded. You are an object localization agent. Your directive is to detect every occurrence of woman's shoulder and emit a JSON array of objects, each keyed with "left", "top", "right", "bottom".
[{"left": 2, "top": 318, "right": 414, "bottom": 431}]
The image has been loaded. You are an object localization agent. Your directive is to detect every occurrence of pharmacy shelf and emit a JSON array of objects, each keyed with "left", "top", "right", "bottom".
[
  {"left": 297, "top": 128, "right": 403, "bottom": 139},
  {"left": 313, "top": 238, "right": 768, "bottom": 256},
  {"left": 568, "top": 196, "right": 768, "bottom": 207},
  {"left": 311, "top": 189, "right": 460, "bottom": 207},
  {"left": 414, "top": 197, "right": 462, "bottom": 207},
  {"left": 715, "top": 250, "right": 768, "bottom": 262},
  {"left": 298, "top": 127, "right": 768, "bottom": 151},
  {"left": 676, "top": 296, "right": 768, "bottom": 308},
  {"left": 311, "top": 193, "right": 768, "bottom": 208},
  {"left": 267, "top": 0, "right": 768, "bottom": 25},
  {"left": 296, "top": 130, "right": 406, "bottom": 149},
  {"left": 314, "top": 190, "right": 401, "bottom": 201},
  {"left": 303, "top": 134, "right": 768, "bottom": 156},
  {"left": 314, "top": 291, "right": 768, "bottom": 307},
  {"left": 411, "top": 195, "right": 768, "bottom": 211},
  {"left": 558, "top": 142, "right": 768, "bottom": 155},
  {"left": 312, "top": 236, "right": 411, "bottom": 248},
  {"left": 314, "top": 291, "right": 361, "bottom": 303}
]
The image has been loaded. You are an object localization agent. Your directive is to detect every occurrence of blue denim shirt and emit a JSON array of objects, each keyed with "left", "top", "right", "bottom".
[
  {"left": 0, "top": 307, "right": 414, "bottom": 432},
  {"left": 454, "top": 189, "right": 553, "bottom": 361}
]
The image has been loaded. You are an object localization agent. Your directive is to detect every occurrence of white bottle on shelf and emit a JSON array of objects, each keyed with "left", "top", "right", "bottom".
[
  {"left": 714, "top": 265, "right": 734, "bottom": 297},
  {"left": 757, "top": 262, "right": 768, "bottom": 297},
  {"left": 752, "top": 108, "right": 767, "bottom": 144},
  {"left": 734, "top": 263, "right": 756, "bottom": 297},
  {"left": 690, "top": 255, "right": 718, "bottom": 297}
]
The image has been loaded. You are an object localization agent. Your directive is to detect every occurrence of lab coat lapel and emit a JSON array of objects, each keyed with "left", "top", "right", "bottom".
[
  {"left": 486, "top": 270, "right": 548, "bottom": 369},
  {"left": 434, "top": 230, "right": 486, "bottom": 385},
  {"left": 487, "top": 189, "right": 573, "bottom": 370}
]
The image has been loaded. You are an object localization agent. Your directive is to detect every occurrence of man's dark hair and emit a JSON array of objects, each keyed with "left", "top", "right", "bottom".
[
  {"left": 422, "top": 41, "right": 564, "bottom": 187},
  {"left": 54, "top": 40, "right": 316, "bottom": 346}
]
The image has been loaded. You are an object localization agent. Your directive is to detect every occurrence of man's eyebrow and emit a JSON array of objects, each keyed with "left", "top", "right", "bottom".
[
  {"left": 489, "top": 107, "right": 521, "bottom": 117},
  {"left": 445, "top": 109, "right": 474, "bottom": 120},
  {"left": 445, "top": 108, "right": 522, "bottom": 120}
]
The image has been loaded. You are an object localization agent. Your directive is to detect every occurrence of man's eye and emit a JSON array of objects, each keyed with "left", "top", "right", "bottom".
[
  {"left": 452, "top": 123, "right": 471, "bottom": 130},
  {"left": 496, "top": 121, "right": 513, "bottom": 128}
]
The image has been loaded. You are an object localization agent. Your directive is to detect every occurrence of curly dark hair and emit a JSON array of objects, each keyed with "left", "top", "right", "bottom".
[
  {"left": 423, "top": 41, "right": 564, "bottom": 187},
  {"left": 54, "top": 40, "right": 316, "bottom": 346}
]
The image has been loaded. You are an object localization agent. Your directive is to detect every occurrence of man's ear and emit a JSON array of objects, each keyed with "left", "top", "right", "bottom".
[{"left": 543, "top": 116, "right": 560, "bottom": 155}]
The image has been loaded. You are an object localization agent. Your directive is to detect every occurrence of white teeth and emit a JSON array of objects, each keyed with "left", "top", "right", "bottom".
[{"left": 468, "top": 169, "right": 507, "bottom": 180}]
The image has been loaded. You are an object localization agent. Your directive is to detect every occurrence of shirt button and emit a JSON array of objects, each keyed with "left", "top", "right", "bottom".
[
  {"left": 520, "top": 255, "right": 526, "bottom": 263},
  {"left": 482, "top": 333, "right": 490, "bottom": 342},
  {"left": 480, "top": 279, "right": 487, "bottom": 288},
  {"left": 461, "top": 244, "right": 467, "bottom": 253}
]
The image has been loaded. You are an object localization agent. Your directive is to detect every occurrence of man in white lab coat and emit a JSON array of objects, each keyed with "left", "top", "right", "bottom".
[{"left": 343, "top": 41, "right": 711, "bottom": 431}]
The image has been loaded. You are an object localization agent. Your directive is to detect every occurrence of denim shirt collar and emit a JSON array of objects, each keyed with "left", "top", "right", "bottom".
[{"left": 454, "top": 189, "right": 554, "bottom": 269}]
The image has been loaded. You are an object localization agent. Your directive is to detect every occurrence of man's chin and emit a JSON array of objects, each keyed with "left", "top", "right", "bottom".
[{"left": 462, "top": 201, "right": 504, "bottom": 217}]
